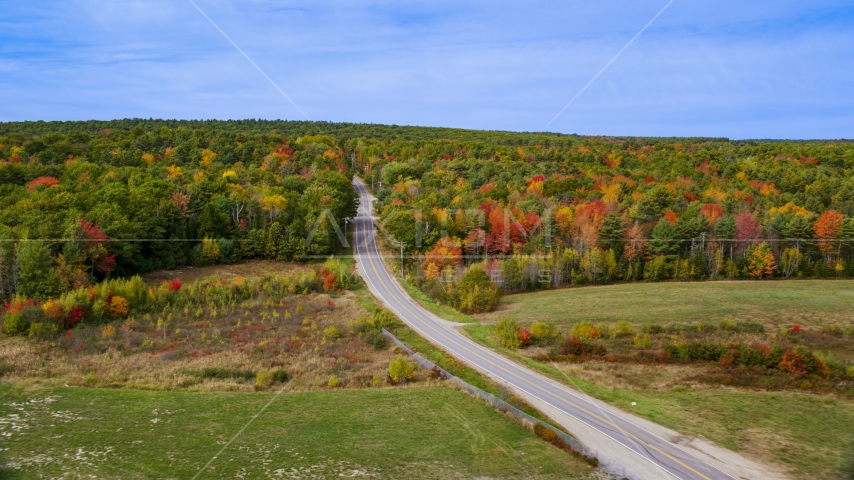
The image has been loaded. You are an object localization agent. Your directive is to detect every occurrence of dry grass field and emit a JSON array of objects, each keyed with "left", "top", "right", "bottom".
[
  {"left": 0, "top": 289, "right": 418, "bottom": 391},
  {"left": 140, "top": 260, "right": 312, "bottom": 285}
]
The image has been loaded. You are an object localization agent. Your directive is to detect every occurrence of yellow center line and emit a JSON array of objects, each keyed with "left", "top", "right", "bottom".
[{"left": 352, "top": 181, "right": 713, "bottom": 480}]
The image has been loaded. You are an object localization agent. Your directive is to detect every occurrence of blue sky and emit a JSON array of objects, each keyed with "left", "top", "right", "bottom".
[{"left": 1, "top": 1, "right": 852, "bottom": 139}]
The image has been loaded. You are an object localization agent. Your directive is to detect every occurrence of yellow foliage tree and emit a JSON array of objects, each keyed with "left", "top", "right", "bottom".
[
  {"left": 167, "top": 165, "right": 183, "bottom": 179},
  {"left": 261, "top": 194, "right": 289, "bottom": 221},
  {"left": 747, "top": 242, "right": 776, "bottom": 279},
  {"left": 108, "top": 296, "right": 129, "bottom": 318},
  {"left": 199, "top": 149, "right": 216, "bottom": 168}
]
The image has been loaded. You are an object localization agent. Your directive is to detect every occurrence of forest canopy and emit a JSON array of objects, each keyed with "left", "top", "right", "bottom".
[{"left": 1, "top": 119, "right": 853, "bottom": 304}]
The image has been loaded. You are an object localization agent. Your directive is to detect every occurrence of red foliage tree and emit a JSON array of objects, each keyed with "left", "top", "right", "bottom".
[
  {"left": 734, "top": 212, "right": 763, "bottom": 253},
  {"left": 27, "top": 176, "right": 60, "bottom": 192},
  {"left": 79, "top": 219, "right": 116, "bottom": 274}
]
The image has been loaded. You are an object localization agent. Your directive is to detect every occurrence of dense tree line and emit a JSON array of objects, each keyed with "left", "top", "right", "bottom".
[
  {"left": 0, "top": 122, "right": 357, "bottom": 300},
  {"left": 3, "top": 119, "right": 854, "bottom": 307},
  {"left": 360, "top": 133, "right": 854, "bottom": 304}
]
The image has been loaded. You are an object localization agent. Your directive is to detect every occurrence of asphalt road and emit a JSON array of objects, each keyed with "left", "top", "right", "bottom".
[{"left": 351, "top": 177, "right": 737, "bottom": 480}]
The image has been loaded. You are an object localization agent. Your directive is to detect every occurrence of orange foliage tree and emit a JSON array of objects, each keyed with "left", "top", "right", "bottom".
[
  {"left": 814, "top": 210, "right": 844, "bottom": 254},
  {"left": 746, "top": 242, "right": 776, "bottom": 279},
  {"left": 422, "top": 237, "right": 463, "bottom": 276}
]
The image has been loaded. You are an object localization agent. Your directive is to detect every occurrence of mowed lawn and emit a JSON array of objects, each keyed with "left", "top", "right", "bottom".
[
  {"left": 477, "top": 280, "right": 854, "bottom": 328},
  {"left": 0, "top": 385, "right": 596, "bottom": 480}
]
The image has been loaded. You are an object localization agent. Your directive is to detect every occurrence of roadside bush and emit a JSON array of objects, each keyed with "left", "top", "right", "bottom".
[
  {"left": 633, "top": 334, "right": 652, "bottom": 349},
  {"left": 615, "top": 321, "right": 634, "bottom": 337},
  {"left": 665, "top": 343, "right": 725, "bottom": 362},
  {"left": 719, "top": 318, "right": 764, "bottom": 334},
  {"left": 369, "top": 308, "right": 396, "bottom": 329},
  {"left": 27, "top": 322, "right": 46, "bottom": 339},
  {"left": 823, "top": 324, "right": 843, "bottom": 336},
  {"left": 778, "top": 350, "right": 808, "bottom": 375},
  {"left": 3, "top": 312, "right": 28, "bottom": 336},
  {"left": 101, "top": 324, "right": 116, "bottom": 339},
  {"left": 271, "top": 368, "right": 290, "bottom": 384},
  {"left": 643, "top": 324, "right": 664, "bottom": 335},
  {"left": 199, "top": 367, "right": 255, "bottom": 381},
  {"left": 719, "top": 345, "right": 784, "bottom": 369},
  {"left": 388, "top": 355, "right": 414, "bottom": 384},
  {"left": 327, "top": 375, "right": 339, "bottom": 387},
  {"left": 362, "top": 329, "right": 388, "bottom": 350},
  {"left": 255, "top": 370, "right": 273, "bottom": 389},
  {"left": 533, "top": 423, "right": 599, "bottom": 467},
  {"left": 518, "top": 327, "right": 532, "bottom": 347},
  {"left": 663, "top": 323, "right": 694, "bottom": 335},
  {"left": 570, "top": 320, "right": 600, "bottom": 339},
  {"left": 495, "top": 318, "right": 521, "bottom": 349},
  {"left": 559, "top": 337, "right": 607, "bottom": 357},
  {"left": 793, "top": 346, "right": 829, "bottom": 375},
  {"left": 41, "top": 300, "right": 66, "bottom": 325},
  {"left": 322, "top": 257, "right": 352, "bottom": 289},
  {"left": 530, "top": 321, "right": 558, "bottom": 344},
  {"left": 695, "top": 322, "right": 717, "bottom": 333},
  {"left": 323, "top": 326, "right": 342, "bottom": 339},
  {"left": 20, "top": 305, "right": 47, "bottom": 325}
]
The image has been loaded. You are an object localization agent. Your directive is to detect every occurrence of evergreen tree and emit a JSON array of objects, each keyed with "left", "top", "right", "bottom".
[{"left": 16, "top": 241, "right": 61, "bottom": 300}]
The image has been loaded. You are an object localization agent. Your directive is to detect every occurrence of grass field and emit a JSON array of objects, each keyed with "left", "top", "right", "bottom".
[
  {"left": 0, "top": 384, "right": 598, "bottom": 480},
  {"left": 476, "top": 280, "right": 854, "bottom": 329}
]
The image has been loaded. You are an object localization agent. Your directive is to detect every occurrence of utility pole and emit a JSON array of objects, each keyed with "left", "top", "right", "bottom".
[{"left": 394, "top": 241, "right": 407, "bottom": 274}]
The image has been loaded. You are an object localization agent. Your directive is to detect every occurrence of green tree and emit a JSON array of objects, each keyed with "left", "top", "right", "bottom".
[
  {"left": 381, "top": 162, "right": 418, "bottom": 186},
  {"left": 16, "top": 241, "right": 61, "bottom": 299},
  {"left": 633, "top": 186, "right": 673, "bottom": 223},
  {"left": 457, "top": 267, "right": 500, "bottom": 313},
  {"left": 0, "top": 226, "right": 17, "bottom": 299},
  {"left": 197, "top": 203, "right": 231, "bottom": 239},
  {"left": 598, "top": 214, "right": 625, "bottom": 250},
  {"left": 651, "top": 219, "right": 681, "bottom": 258}
]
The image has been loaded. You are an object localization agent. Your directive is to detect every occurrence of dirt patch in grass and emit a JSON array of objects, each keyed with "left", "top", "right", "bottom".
[
  {"left": 549, "top": 360, "right": 710, "bottom": 391},
  {"left": 140, "top": 260, "right": 311, "bottom": 285}
]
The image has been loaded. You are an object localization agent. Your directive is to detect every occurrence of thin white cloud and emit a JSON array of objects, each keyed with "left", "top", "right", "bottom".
[{"left": 1, "top": 0, "right": 852, "bottom": 138}]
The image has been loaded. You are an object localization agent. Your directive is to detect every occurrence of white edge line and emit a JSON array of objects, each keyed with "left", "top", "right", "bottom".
[
  {"left": 355, "top": 175, "right": 740, "bottom": 480},
  {"left": 353, "top": 178, "right": 687, "bottom": 480}
]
